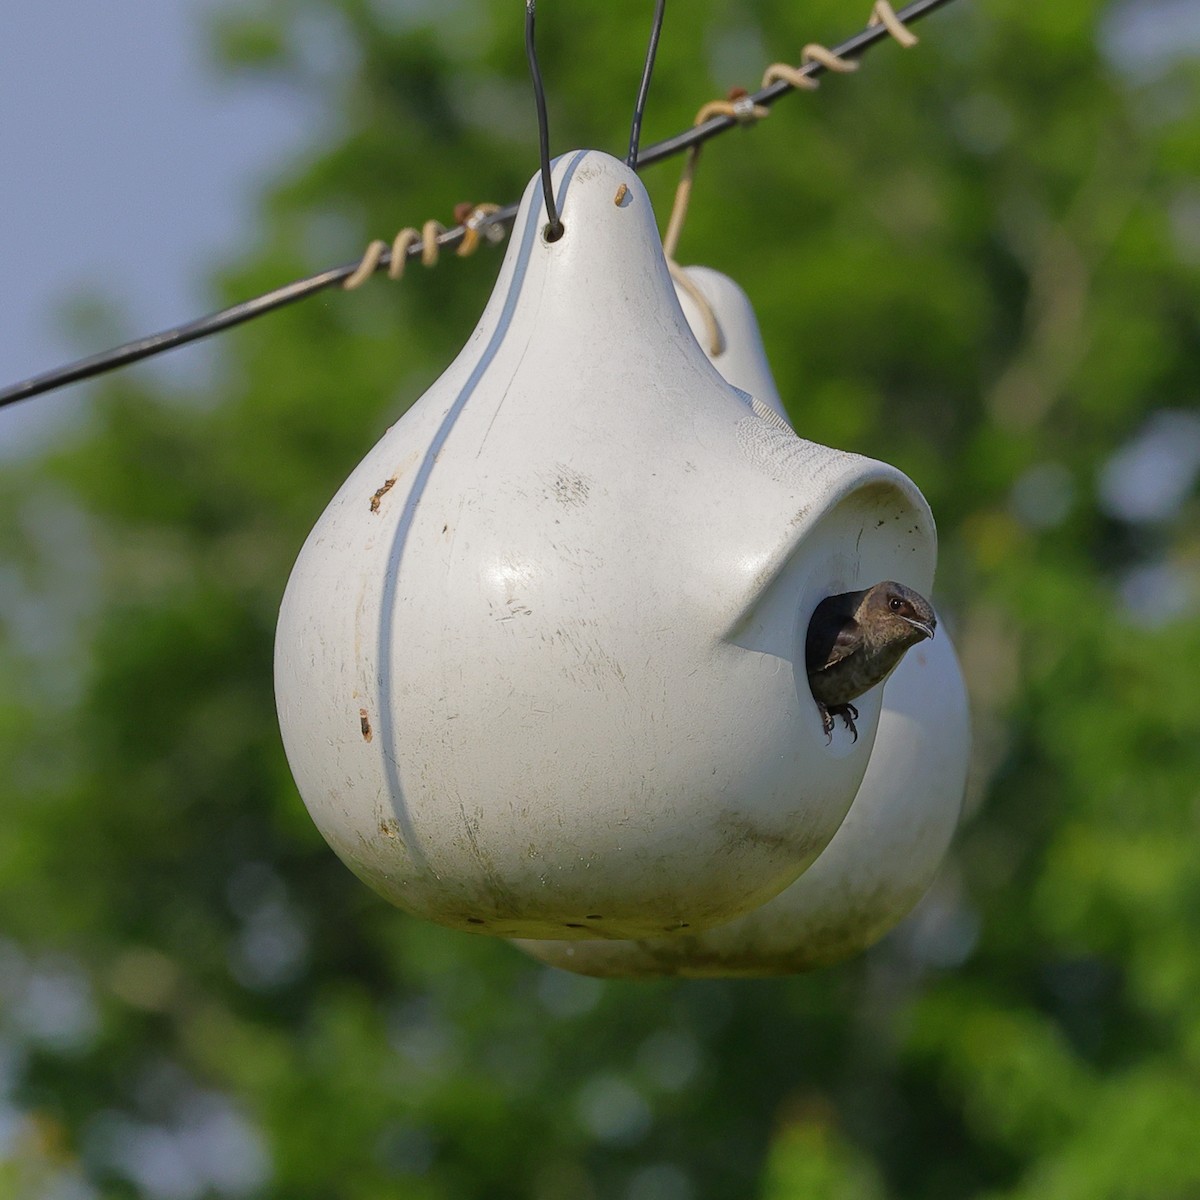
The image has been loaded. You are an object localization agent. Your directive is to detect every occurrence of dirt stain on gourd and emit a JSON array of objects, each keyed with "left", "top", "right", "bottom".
[
  {"left": 552, "top": 469, "right": 591, "bottom": 508},
  {"left": 359, "top": 708, "right": 373, "bottom": 741},
  {"left": 370, "top": 477, "right": 397, "bottom": 513}
]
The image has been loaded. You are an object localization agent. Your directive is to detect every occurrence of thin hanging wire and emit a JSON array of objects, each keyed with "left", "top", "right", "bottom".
[
  {"left": 525, "top": 0, "right": 563, "bottom": 240},
  {"left": 626, "top": 0, "right": 667, "bottom": 168},
  {"left": 0, "top": 0, "right": 957, "bottom": 412}
]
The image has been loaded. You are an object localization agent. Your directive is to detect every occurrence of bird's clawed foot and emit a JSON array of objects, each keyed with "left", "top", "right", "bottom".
[{"left": 819, "top": 702, "right": 859, "bottom": 743}]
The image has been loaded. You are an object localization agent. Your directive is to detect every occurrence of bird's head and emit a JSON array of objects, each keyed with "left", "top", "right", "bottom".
[{"left": 862, "top": 581, "right": 936, "bottom": 646}]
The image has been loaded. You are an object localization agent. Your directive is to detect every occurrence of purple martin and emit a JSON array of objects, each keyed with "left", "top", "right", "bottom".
[{"left": 805, "top": 581, "right": 937, "bottom": 741}]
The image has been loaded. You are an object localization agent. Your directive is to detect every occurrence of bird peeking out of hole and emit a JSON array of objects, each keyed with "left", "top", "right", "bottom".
[{"left": 805, "top": 581, "right": 936, "bottom": 742}]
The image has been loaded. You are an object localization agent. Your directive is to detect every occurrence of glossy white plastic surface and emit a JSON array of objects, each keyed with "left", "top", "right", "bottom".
[
  {"left": 517, "top": 266, "right": 968, "bottom": 974},
  {"left": 518, "top": 621, "right": 969, "bottom": 974},
  {"left": 274, "top": 151, "right": 937, "bottom": 940}
]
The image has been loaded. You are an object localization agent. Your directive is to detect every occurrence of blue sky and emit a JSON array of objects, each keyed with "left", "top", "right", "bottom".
[{"left": 0, "top": 1, "right": 318, "bottom": 455}]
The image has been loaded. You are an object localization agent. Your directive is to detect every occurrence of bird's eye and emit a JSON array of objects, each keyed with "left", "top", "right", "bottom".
[{"left": 889, "top": 597, "right": 903, "bottom": 612}]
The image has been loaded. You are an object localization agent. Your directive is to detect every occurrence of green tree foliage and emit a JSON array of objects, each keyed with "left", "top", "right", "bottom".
[{"left": 3, "top": 0, "right": 1200, "bottom": 1196}]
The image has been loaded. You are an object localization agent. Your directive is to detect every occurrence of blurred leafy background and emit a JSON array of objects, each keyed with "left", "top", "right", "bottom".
[{"left": 3, "top": 0, "right": 1200, "bottom": 1196}]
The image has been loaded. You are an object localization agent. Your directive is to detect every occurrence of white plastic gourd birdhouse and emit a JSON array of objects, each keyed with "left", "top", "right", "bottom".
[
  {"left": 519, "top": 266, "right": 970, "bottom": 975},
  {"left": 274, "top": 149, "right": 938, "bottom": 941}
]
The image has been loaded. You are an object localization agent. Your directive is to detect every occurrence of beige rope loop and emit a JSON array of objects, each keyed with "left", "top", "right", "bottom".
[
  {"left": 386, "top": 228, "right": 421, "bottom": 279},
  {"left": 801, "top": 42, "right": 859, "bottom": 73},
  {"left": 663, "top": 91, "right": 768, "bottom": 263},
  {"left": 455, "top": 203, "right": 502, "bottom": 258},
  {"left": 668, "top": 261, "right": 724, "bottom": 358},
  {"left": 869, "top": 0, "right": 919, "bottom": 48},
  {"left": 344, "top": 201, "right": 505, "bottom": 289},
  {"left": 694, "top": 96, "right": 769, "bottom": 127},
  {"left": 661, "top": 87, "right": 748, "bottom": 352},
  {"left": 343, "top": 221, "right": 438, "bottom": 289},
  {"left": 762, "top": 42, "right": 858, "bottom": 91},
  {"left": 761, "top": 62, "right": 819, "bottom": 91},
  {"left": 419, "top": 220, "right": 444, "bottom": 267},
  {"left": 661, "top": 150, "right": 697, "bottom": 264},
  {"left": 342, "top": 240, "right": 388, "bottom": 290}
]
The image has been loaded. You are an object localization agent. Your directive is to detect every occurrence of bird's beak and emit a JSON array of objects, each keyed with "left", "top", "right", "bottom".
[{"left": 902, "top": 616, "right": 936, "bottom": 641}]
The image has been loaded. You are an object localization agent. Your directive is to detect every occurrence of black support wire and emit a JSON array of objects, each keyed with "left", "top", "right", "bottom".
[
  {"left": 627, "top": 0, "right": 668, "bottom": 168},
  {"left": 525, "top": 1, "right": 563, "bottom": 241},
  {"left": 636, "top": 0, "right": 955, "bottom": 167},
  {"left": 0, "top": 0, "right": 957, "bottom": 412}
]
